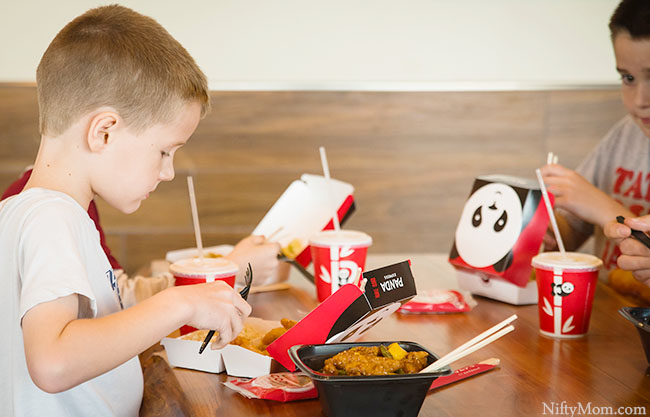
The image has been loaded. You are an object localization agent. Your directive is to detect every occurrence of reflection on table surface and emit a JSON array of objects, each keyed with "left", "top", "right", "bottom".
[{"left": 146, "top": 253, "right": 650, "bottom": 417}]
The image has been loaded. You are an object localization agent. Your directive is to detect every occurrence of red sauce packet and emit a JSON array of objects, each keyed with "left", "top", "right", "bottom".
[
  {"left": 398, "top": 289, "right": 477, "bottom": 314},
  {"left": 223, "top": 372, "right": 318, "bottom": 402}
]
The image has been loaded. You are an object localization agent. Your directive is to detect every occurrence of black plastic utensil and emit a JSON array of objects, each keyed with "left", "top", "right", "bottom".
[
  {"left": 616, "top": 216, "right": 650, "bottom": 249},
  {"left": 278, "top": 254, "right": 315, "bottom": 283},
  {"left": 198, "top": 263, "right": 253, "bottom": 354}
]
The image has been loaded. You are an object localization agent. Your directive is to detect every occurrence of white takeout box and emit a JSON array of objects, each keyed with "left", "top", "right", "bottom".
[
  {"left": 455, "top": 269, "right": 537, "bottom": 305},
  {"left": 161, "top": 318, "right": 283, "bottom": 378},
  {"left": 161, "top": 335, "right": 225, "bottom": 373},
  {"left": 220, "top": 345, "right": 275, "bottom": 378},
  {"left": 253, "top": 174, "right": 355, "bottom": 267},
  {"left": 164, "top": 173, "right": 354, "bottom": 278},
  {"left": 219, "top": 317, "right": 285, "bottom": 378}
]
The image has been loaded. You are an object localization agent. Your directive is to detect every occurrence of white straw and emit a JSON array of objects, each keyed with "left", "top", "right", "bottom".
[
  {"left": 547, "top": 152, "right": 554, "bottom": 165},
  {"left": 535, "top": 168, "right": 566, "bottom": 255},
  {"left": 553, "top": 155, "right": 558, "bottom": 164},
  {"left": 186, "top": 176, "right": 204, "bottom": 260},
  {"left": 423, "top": 325, "right": 514, "bottom": 372},
  {"left": 319, "top": 146, "right": 341, "bottom": 231}
]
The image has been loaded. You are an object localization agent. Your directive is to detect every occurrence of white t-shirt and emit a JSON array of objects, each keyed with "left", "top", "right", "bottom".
[
  {"left": 0, "top": 188, "right": 143, "bottom": 417},
  {"left": 561, "top": 115, "right": 650, "bottom": 280}
]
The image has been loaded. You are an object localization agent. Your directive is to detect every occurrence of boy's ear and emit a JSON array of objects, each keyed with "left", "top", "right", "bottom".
[{"left": 87, "top": 111, "right": 120, "bottom": 153}]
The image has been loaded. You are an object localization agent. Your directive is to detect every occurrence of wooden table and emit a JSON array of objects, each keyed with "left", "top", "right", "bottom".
[{"left": 161, "top": 254, "right": 650, "bottom": 417}]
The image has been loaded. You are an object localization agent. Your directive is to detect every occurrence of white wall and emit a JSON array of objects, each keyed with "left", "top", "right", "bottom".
[{"left": 0, "top": 0, "right": 621, "bottom": 90}]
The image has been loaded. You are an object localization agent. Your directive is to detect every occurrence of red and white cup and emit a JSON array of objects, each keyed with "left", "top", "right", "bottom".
[
  {"left": 309, "top": 230, "right": 372, "bottom": 302},
  {"left": 531, "top": 252, "right": 602, "bottom": 338},
  {"left": 169, "top": 257, "right": 239, "bottom": 334}
]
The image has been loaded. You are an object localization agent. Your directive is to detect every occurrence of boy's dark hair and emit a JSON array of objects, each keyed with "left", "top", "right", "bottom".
[
  {"left": 37, "top": 4, "right": 210, "bottom": 136},
  {"left": 609, "top": 0, "right": 650, "bottom": 39}
]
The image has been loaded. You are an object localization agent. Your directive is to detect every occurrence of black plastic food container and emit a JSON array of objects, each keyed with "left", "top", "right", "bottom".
[
  {"left": 288, "top": 341, "right": 452, "bottom": 417},
  {"left": 619, "top": 307, "right": 650, "bottom": 364}
]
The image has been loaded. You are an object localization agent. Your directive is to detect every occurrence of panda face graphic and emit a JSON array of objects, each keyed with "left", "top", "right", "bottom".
[
  {"left": 551, "top": 281, "right": 575, "bottom": 297},
  {"left": 455, "top": 183, "right": 523, "bottom": 268}
]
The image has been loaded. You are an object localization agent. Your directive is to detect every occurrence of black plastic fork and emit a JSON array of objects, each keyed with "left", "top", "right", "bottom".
[{"left": 198, "top": 263, "right": 253, "bottom": 354}]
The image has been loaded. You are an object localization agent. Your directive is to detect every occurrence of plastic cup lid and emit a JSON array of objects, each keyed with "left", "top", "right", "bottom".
[
  {"left": 169, "top": 257, "right": 239, "bottom": 278},
  {"left": 531, "top": 252, "right": 602, "bottom": 272},
  {"left": 309, "top": 230, "right": 372, "bottom": 248}
]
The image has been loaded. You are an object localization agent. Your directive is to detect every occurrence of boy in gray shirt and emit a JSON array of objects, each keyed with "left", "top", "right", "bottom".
[{"left": 541, "top": 0, "right": 650, "bottom": 288}]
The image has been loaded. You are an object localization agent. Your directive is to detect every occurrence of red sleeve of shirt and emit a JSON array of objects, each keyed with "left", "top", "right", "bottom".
[
  {"left": 2, "top": 169, "right": 123, "bottom": 271},
  {"left": 1, "top": 169, "right": 30, "bottom": 201}
]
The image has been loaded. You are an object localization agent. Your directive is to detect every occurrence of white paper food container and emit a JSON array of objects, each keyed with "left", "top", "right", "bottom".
[
  {"left": 253, "top": 174, "right": 354, "bottom": 263},
  {"left": 161, "top": 318, "right": 283, "bottom": 377},
  {"left": 220, "top": 345, "right": 275, "bottom": 378},
  {"left": 161, "top": 336, "right": 225, "bottom": 373},
  {"left": 455, "top": 269, "right": 537, "bottom": 305}
]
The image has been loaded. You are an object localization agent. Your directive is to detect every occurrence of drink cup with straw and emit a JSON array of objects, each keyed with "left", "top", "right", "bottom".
[
  {"left": 535, "top": 168, "right": 565, "bottom": 255},
  {"left": 532, "top": 167, "right": 602, "bottom": 338},
  {"left": 168, "top": 176, "right": 239, "bottom": 334},
  {"left": 310, "top": 147, "right": 372, "bottom": 301}
]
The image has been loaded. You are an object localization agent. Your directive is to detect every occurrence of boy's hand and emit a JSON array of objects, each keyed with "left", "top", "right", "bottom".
[
  {"left": 605, "top": 215, "right": 650, "bottom": 286},
  {"left": 540, "top": 164, "right": 628, "bottom": 227},
  {"left": 175, "top": 281, "right": 252, "bottom": 349},
  {"left": 542, "top": 228, "right": 559, "bottom": 251},
  {"left": 226, "top": 235, "right": 281, "bottom": 285}
]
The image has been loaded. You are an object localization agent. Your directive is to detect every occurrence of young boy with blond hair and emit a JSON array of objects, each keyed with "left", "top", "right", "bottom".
[{"left": 0, "top": 5, "right": 251, "bottom": 416}]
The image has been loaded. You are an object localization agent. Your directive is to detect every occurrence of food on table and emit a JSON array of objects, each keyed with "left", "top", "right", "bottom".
[
  {"left": 281, "top": 238, "right": 307, "bottom": 259},
  {"left": 182, "top": 329, "right": 219, "bottom": 343},
  {"left": 320, "top": 344, "right": 428, "bottom": 376},
  {"left": 387, "top": 342, "right": 408, "bottom": 360},
  {"left": 230, "top": 317, "right": 296, "bottom": 356},
  {"left": 261, "top": 327, "right": 287, "bottom": 346},
  {"left": 193, "top": 252, "right": 222, "bottom": 259},
  {"left": 179, "top": 317, "right": 296, "bottom": 355},
  {"left": 608, "top": 268, "right": 650, "bottom": 303},
  {"left": 280, "top": 318, "right": 297, "bottom": 329}
]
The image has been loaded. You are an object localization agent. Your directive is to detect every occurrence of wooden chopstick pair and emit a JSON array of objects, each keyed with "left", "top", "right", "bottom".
[{"left": 421, "top": 314, "right": 517, "bottom": 373}]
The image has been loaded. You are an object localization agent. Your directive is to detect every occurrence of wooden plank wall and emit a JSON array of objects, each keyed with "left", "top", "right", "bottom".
[{"left": 0, "top": 85, "right": 626, "bottom": 273}]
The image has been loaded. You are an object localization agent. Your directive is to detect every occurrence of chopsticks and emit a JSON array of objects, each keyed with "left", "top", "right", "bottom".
[
  {"left": 278, "top": 254, "right": 315, "bottom": 283},
  {"left": 420, "top": 314, "right": 517, "bottom": 373},
  {"left": 616, "top": 216, "right": 650, "bottom": 249}
]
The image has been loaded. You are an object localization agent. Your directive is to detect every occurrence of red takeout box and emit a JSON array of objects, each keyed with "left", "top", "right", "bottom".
[
  {"left": 253, "top": 174, "right": 355, "bottom": 267},
  {"left": 267, "top": 260, "right": 417, "bottom": 371},
  {"left": 448, "top": 175, "right": 551, "bottom": 304}
]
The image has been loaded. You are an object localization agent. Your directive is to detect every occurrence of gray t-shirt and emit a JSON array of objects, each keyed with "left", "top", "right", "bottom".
[{"left": 562, "top": 115, "right": 650, "bottom": 280}]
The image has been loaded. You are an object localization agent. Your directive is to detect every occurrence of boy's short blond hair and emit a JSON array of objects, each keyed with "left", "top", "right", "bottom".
[{"left": 37, "top": 4, "right": 210, "bottom": 136}]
